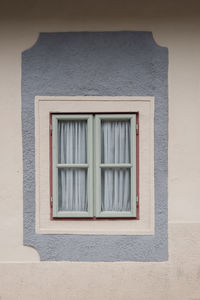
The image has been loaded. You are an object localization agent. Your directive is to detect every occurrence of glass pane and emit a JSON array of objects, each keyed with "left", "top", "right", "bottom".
[
  {"left": 58, "top": 168, "right": 88, "bottom": 211},
  {"left": 101, "top": 168, "right": 131, "bottom": 211},
  {"left": 58, "top": 120, "right": 87, "bottom": 164},
  {"left": 101, "top": 120, "right": 130, "bottom": 163}
]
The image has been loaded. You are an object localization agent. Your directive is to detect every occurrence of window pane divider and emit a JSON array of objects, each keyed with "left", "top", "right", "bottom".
[
  {"left": 99, "top": 163, "right": 132, "bottom": 168},
  {"left": 57, "top": 164, "right": 89, "bottom": 168}
]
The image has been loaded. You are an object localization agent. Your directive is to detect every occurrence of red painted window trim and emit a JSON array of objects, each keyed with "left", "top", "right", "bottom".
[
  {"left": 136, "top": 112, "right": 140, "bottom": 220},
  {"left": 49, "top": 112, "right": 139, "bottom": 220},
  {"left": 49, "top": 114, "right": 53, "bottom": 220}
]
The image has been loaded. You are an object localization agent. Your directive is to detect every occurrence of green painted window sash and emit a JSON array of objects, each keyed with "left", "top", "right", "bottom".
[
  {"left": 95, "top": 114, "right": 137, "bottom": 218},
  {"left": 52, "top": 114, "right": 93, "bottom": 218},
  {"left": 52, "top": 114, "right": 136, "bottom": 218}
]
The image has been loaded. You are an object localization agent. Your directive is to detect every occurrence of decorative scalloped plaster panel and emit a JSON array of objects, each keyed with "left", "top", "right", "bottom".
[{"left": 22, "top": 32, "right": 168, "bottom": 261}]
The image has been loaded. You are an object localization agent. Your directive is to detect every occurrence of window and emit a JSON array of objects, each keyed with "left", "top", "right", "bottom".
[
  {"left": 51, "top": 113, "right": 138, "bottom": 219},
  {"left": 35, "top": 96, "right": 154, "bottom": 235}
]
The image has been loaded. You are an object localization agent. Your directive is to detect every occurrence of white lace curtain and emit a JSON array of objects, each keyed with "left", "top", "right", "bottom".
[
  {"left": 101, "top": 121, "right": 131, "bottom": 211},
  {"left": 58, "top": 120, "right": 88, "bottom": 211},
  {"left": 58, "top": 119, "right": 131, "bottom": 212}
]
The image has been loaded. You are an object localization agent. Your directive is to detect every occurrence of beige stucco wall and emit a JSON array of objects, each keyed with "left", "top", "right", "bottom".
[{"left": 0, "top": 0, "right": 200, "bottom": 298}]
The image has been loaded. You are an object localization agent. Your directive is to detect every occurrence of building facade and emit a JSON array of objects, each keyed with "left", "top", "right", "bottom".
[{"left": 0, "top": 0, "right": 200, "bottom": 298}]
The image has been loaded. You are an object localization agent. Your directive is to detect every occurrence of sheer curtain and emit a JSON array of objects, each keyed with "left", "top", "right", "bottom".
[
  {"left": 57, "top": 118, "right": 131, "bottom": 213},
  {"left": 101, "top": 120, "right": 131, "bottom": 211},
  {"left": 58, "top": 120, "right": 88, "bottom": 211}
]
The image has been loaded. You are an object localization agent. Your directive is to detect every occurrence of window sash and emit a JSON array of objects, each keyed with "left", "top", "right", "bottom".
[
  {"left": 95, "top": 114, "right": 137, "bottom": 218},
  {"left": 52, "top": 113, "right": 137, "bottom": 218},
  {"left": 52, "top": 114, "right": 93, "bottom": 218}
]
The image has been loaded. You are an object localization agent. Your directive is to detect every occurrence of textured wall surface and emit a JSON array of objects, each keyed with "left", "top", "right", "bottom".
[
  {"left": 22, "top": 31, "right": 168, "bottom": 261},
  {"left": 1, "top": 224, "right": 200, "bottom": 300}
]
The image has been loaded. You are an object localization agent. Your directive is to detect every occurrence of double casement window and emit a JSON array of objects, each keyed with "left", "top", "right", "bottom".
[{"left": 51, "top": 114, "right": 138, "bottom": 219}]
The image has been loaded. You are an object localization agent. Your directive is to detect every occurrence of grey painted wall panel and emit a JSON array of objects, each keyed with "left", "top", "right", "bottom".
[{"left": 22, "top": 31, "right": 168, "bottom": 261}]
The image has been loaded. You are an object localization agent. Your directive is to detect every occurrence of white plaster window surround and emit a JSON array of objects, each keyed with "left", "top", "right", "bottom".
[{"left": 35, "top": 96, "right": 154, "bottom": 235}]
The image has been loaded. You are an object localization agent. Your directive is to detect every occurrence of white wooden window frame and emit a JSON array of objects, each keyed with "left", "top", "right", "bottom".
[{"left": 35, "top": 96, "right": 154, "bottom": 235}]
